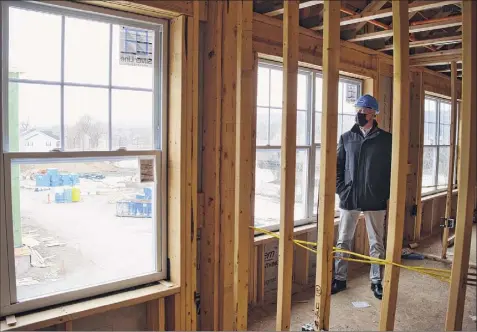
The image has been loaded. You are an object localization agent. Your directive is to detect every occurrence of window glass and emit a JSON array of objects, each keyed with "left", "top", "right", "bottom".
[
  {"left": 255, "top": 149, "right": 281, "bottom": 228},
  {"left": 270, "top": 69, "right": 283, "bottom": 108},
  {"left": 269, "top": 108, "right": 282, "bottom": 146},
  {"left": 112, "top": 90, "right": 154, "bottom": 150},
  {"left": 422, "top": 146, "right": 437, "bottom": 193},
  {"left": 9, "top": 83, "right": 61, "bottom": 152},
  {"left": 11, "top": 157, "right": 157, "bottom": 301},
  {"left": 314, "top": 112, "right": 322, "bottom": 144},
  {"left": 297, "top": 74, "right": 308, "bottom": 110},
  {"left": 256, "top": 107, "right": 269, "bottom": 146},
  {"left": 64, "top": 87, "right": 109, "bottom": 151},
  {"left": 297, "top": 110, "right": 308, "bottom": 146},
  {"left": 295, "top": 150, "right": 308, "bottom": 220},
  {"left": 9, "top": 7, "right": 61, "bottom": 81},
  {"left": 64, "top": 17, "right": 110, "bottom": 85},
  {"left": 437, "top": 146, "right": 450, "bottom": 186},
  {"left": 257, "top": 67, "right": 270, "bottom": 107}
]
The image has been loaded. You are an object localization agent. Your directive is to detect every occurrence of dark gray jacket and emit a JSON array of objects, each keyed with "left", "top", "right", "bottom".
[{"left": 336, "top": 121, "right": 392, "bottom": 211}]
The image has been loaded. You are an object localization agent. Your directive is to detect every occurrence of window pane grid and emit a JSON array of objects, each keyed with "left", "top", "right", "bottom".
[
  {"left": 6, "top": 7, "right": 158, "bottom": 153},
  {"left": 422, "top": 96, "right": 454, "bottom": 194}
]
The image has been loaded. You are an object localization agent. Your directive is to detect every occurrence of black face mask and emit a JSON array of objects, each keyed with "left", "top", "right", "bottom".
[{"left": 355, "top": 113, "right": 369, "bottom": 127}]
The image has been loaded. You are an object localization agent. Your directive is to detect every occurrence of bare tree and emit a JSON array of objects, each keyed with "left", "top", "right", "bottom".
[{"left": 20, "top": 119, "right": 32, "bottom": 132}]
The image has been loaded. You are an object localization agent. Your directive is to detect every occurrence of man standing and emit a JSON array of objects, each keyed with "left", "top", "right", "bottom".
[{"left": 331, "top": 94, "right": 392, "bottom": 300}]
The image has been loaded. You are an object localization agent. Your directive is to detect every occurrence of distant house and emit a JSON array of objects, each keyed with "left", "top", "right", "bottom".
[{"left": 20, "top": 129, "right": 60, "bottom": 152}]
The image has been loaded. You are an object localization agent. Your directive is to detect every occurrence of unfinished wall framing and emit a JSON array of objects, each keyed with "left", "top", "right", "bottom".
[{"left": 1, "top": 0, "right": 474, "bottom": 331}]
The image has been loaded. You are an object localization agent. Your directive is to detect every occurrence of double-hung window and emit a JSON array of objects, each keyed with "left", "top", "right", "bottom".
[
  {"left": 422, "top": 96, "right": 453, "bottom": 194},
  {"left": 254, "top": 60, "right": 362, "bottom": 230},
  {"left": 1, "top": 1, "right": 167, "bottom": 316}
]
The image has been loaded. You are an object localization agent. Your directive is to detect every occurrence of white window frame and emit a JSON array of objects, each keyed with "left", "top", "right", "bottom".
[
  {"left": 0, "top": 0, "right": 168, "bottom": 316},
  {"left": 422, "top": 95, "right": 455, "bottom": 196},
  {"left": 255, "top": 59, "right": 362, "bottom": 232}
]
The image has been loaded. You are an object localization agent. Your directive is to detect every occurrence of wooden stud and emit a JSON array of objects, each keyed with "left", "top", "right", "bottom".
[
  {"left": 199, "top": 0, "right": 223, "bottom": 330},
  {"left": 414, "top": 71, "right": 425, "bottom": 241},
  {"left": 445, "top": 1, "right": 477, "bottom": 330},
  {"left": 276, "top": 2, "right": 299, "bottom": 330},
  {"left": 147, "top": 300, "right": 159, "bottom": 331},
  {"left": 219, "top": 1, "right": 238, "bottom": 329},
  {"left": 186, "top": 2, "right": 200, "bottom": 329},
  {"left": 257, "top": 245, "right": 265, "bottom": 305},
  {"left": 233, "top": 1, "right": 253, "bottom": 329},
  {"left": 314, "top": 1, "right": 341, "bottom": 331},
  {"left": 379, "top": 1, "right": 410, "bottom": 331},
  {"left": 168, "top": 15, "right": 187, "bottom": 331},
  {"left": 403, "top": 71, "right": 423, "bottom": 241},
  {"left": 441, "top": 61, "right": 458, "bottom": 259},
  {"left": 293, "top": 233, "right": 310, "bottom": 286},
  {"left": 158, "top": 298, "right": 165, "bottom": 331},
  {"left": 147, "top": 299, "right": 165, "bottom": 331}
]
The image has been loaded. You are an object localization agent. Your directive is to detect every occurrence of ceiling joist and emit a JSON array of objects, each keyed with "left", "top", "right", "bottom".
[
  {"left": 312, "top": 0, "right": 461, "bottom": 31},
  {"left": 348, "top": 15, "right": 462, "bottom": 42},
  {"left": 264, "top": 0, "right": 323, "bottom": 17},
  {"left": 378, "top": 35, "right": 462, "bottom": 51},
  {"left": 409, "top": 49, "right": 462, "bottom": 66}
]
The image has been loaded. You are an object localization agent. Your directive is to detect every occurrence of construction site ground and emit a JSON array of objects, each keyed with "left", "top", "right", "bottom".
[{"left": 248, "top": 224, "right": 477, "bottom": 331}]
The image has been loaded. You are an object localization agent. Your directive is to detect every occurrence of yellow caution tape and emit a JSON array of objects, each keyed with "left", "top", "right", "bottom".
[{"left": 251, "top": 226, "right": 451, "bottom": 283}]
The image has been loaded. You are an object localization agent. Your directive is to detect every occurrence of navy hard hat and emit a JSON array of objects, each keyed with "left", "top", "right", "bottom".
[{"left": 354, "top": 94, "right": 379, "bottom": 114}]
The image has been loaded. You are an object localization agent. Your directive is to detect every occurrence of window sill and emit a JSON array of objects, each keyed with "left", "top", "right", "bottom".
[
  {"left": 421, "top": 188, "right": 458, "bottom": 202},
  {"left": 0, "top": 282, "right": 179, "bottom": 331},
  {"left": 253, "top": 217, "right": 340, "bottom": 246}
]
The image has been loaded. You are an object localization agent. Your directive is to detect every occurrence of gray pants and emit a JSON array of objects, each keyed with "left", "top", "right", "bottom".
[{"left": 334, "top": 209, "right": 386, "bottom": 284}]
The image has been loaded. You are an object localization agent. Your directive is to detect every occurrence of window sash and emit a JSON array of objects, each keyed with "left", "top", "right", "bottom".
[
  {"left": 2, "top": 0, "right": 165, "bottom": 152},
  {"left": 422, "top": 95, "right": 456, "bottom": 195},
  {"left": 0, "top": 0, "right": 168, "bottom": 316}
]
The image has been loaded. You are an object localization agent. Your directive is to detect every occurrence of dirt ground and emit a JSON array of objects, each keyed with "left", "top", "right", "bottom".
[{"left": 248, "top": 225, "right": 477, "bottom": 331}]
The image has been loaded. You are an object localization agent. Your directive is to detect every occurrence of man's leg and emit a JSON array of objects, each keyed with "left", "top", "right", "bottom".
[
  {"left": 334, "top": 209, "right": 360, "bottom": 282},
  {"left": 364, "top": 210, "right": 386, "bottom": 299}
]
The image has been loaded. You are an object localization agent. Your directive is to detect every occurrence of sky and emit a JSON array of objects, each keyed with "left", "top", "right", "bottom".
[{"left": 8, "top": 6, "right": 157, "bottom": 129}]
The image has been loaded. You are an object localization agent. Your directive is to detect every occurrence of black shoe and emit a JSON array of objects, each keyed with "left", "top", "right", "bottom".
[
  {"left": 371, "top": 282, "right": 383, "bottom": 300},
  {"left": 331, "top": 279, "right": 347, "bottom": 294}
]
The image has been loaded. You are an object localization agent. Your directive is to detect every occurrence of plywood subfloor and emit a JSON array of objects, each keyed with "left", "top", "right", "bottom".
[{"left": 248, "top": 226, "right": 477, "bottom": 331}]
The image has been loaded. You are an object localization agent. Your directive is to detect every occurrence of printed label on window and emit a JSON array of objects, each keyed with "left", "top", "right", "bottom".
[
  {"left": 139, "top": 158, "right": 154, "bottom": 182},
  {"left": 346, "top": 84, "right": 358, "bottom": 104},
  {"left": 119, "top": 26, "right": 154, "bottom": 67}
]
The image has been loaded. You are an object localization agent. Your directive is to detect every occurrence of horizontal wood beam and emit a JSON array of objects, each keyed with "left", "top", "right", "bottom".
[
  {"left": 410, "top": 56, "right": 462, "bottom": 67},
  {"left": 80, "top": 0, "right": 207, "bottom": 21},
  {"left": 348, "top": 15, "right": 462, "bottom": 42},
  {"left": 264, "top": 0, "right": 323, "bottom": 17},
  {"left": 438, "top": 68, "right": 463, "bottom": 72},
  {"left": 313, "top": 0, "right": 461, "bottom": 30},
  {"left": 378, "top": 35, "right": 462, "bottom": 51},
  {"left": 410, "top": 48, "right": 462, "bottom": 59}
]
